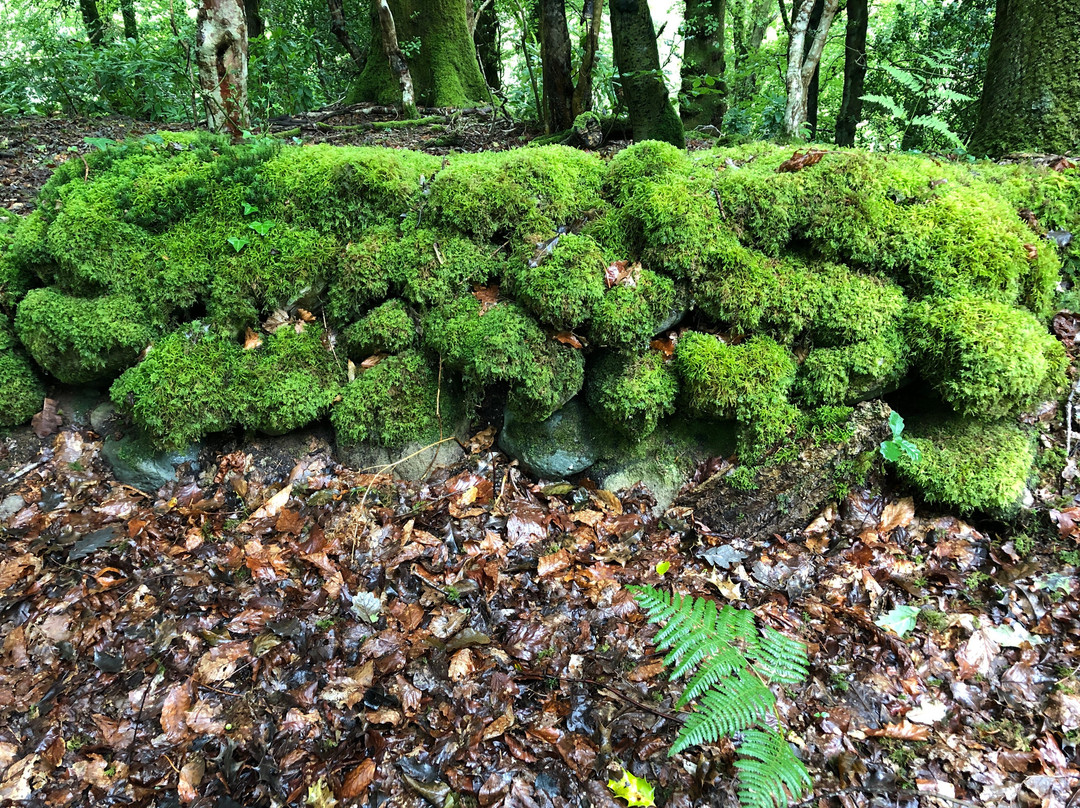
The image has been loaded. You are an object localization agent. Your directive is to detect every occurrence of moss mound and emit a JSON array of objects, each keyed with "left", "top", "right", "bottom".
[
  {"left": 896, "top": 415, "right": 1036, "bottom": 513},
  {"left": 0, "top": 320, "right": 44, "bottom": 428},
  {"left": 1, "top": 134, "right": 1072, "bottom": 511}
]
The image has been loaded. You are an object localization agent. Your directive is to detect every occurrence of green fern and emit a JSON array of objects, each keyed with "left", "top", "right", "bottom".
[{"left": 631, "top": 585, "right": 811, "bottom": 808}]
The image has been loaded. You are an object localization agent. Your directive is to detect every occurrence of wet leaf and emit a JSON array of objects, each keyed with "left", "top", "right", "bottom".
[
  {"left": 875, "top": 605, "right": 920, "bottom": 638},
  {"left": 776, "top": 148, "right": 827, "bottom": 173},
  {"left": 31, "top": 398, "right": 61, "bottom": 438},
  {"left": 607, "top": 768, "right": 655, "bottom": 807}
]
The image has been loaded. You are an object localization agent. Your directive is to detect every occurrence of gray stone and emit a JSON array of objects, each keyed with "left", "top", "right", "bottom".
[
  {"left": 337, "top": 437, "right": 466, "bottom": 481},
  {"left": 0, "top": 494, "right": 25, "bottom": 521},
  {"left": 499, "top": 399, "right": 603, "bottom": 479},
  {"left": 52, "top": 388, "right": 109, "bottom": 429},
  {"left": 90, "top": 402, "right": 117, "bottom": 434},
  {"left": 101, "top": 433, "right": 199, "bottom": 492}
]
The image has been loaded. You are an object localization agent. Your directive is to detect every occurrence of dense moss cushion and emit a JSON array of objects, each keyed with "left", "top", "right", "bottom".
[{"left": 2, "top": 133, "right": 1075, "bottom": 511}]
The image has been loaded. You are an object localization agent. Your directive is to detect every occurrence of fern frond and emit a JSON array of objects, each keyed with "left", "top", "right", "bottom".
[
  {"left": 882, "top": 64, "right": 924, "bottom": 94},
  {"left": 910, "top": 115, "right": 964, "bottom": 147},
  {"left": 735, "top": 730, "right": 812, "bottom": 808},
  {"left": 678, "top": 643, "right": 746, "bottom": 704},
  {"left": 752, "top": 627, "right": 810, "bottom": 685},
  {"left": 669, "top": 674, "right": 775, "bottom": 754},
  {"left": 860, "top": 93, "right": 907, "bottom": 120}
]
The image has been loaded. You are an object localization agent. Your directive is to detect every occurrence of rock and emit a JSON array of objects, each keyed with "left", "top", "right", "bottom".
[
  {"left": 336, "top": 438, "right": 465, "bottom": 481},
  {"left": 499, "top": 399, "right": 603, "bottom": 479},
  {"left": 51, "top": 388, "right": 108, "bottom": 429},
  {"left": 593, "top": 416, "right": 736, "bottom": 514},
  {"left": 101, "top": 432, "right": 199, "bottom": 493},
  {"left": 1047, "top": 691, "right": 1080, "bottom": 732},
  {"left": 90, "top": 402, "right": 117, "bottom": 434},
  {"left": 0, "top": 494, "right": 25, "bottom": 521},
  {"left": 677, "top": 400, "right": 891, "bottom": 538}
]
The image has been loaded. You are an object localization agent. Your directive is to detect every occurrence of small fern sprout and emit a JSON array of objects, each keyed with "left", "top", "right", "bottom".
[{"left": 630, "top": 585, "right": 812, "bottom": 808}]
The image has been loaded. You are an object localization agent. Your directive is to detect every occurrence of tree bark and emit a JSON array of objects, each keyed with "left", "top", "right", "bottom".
[
  {"left": 803, "top": 0, "right": 822, "bottom": 139},
  {"left": 120, "top": 0, "right": 138, "bottom": 40},
  {"left": 834, "top": 0, "right": 868, "bottom": 146},
  {"left": 243, "top": 0, "right": 263, "bottom": 39},
  {"left": 680, "top": 0, "right": 727, "bottom": 130},
  {"left": 610, "top": 0, "right": 685, "bottom": 147},
  {"left": 540, "top": 0, "right": 575, "bottom": 132},
  {"left": 79, "top": 0, "right": 106, "bottom": 47},
  {"left": 350, "top": 0, "right": 488, "bottom": 108},
  {"left": 196, "top": 0, "right": 250, "bottom": 136},
  {"left": 781, "top": 0, "right": 839, "bottom": 138},
  {"left": 571, "top": 0, "right": 604, "bottom": 117},
  {"left": 328, "top": 0, "right": 367, "bottom": 68},
  {"left": 473, "top": 0, "right": 501, "bottom": 91},
  {"left": 969, "top": 0, "right": 1080, "bottom": 156},
  {"left": 377, "top": 0, "right": 419, "bottom": 118}
]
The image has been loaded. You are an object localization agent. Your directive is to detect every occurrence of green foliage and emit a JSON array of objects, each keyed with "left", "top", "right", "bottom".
[
  {"left": 586, "top": 349, "right": 678, "bottom": 440},
  {"left": 879, "top": 411, "right": 921, "bottom": 463},
  {"left": 631, "top": 586, "right": 811, "bottom": 808},
  {"left": 905, "top": 296, "right": 1066, "bottom": 418},
  {"left": 507, "top": 234, "right": 606, "bottom": 329},
  {"left": 331, "top": 350, "right": 446, "bottom": 447},
  {"left": 895, "top": 414, "right": 1036, "bottom": 513},
  {"left": 341, "top": 299, "right": 416, "bottom": 359},
  {"left": 15, "top": 288, "right": 153, "bottom": 384}
]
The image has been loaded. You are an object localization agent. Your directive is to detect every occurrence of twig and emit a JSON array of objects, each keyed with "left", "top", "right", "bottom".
[
  {"left": 1067, "top": 372, "right": 1080, "bottom": 457},
  {"left": 514, "top": 672, "right": 681, "bottom": 724}
]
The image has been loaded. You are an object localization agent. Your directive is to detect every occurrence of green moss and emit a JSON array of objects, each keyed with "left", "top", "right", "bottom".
[
  {"left": 507, "top": 234, "right": 606, "bottom": 330},
  {"left": 603, "top": 141, "right": 692, "bottom": 206},
  {"left": 0, "top": 319, "right": 45, "bottom": 428},
  {"left": 15, "top": 288, "right": 153, "bottom": 384},
  {"left": 328, "top": 226, "right": 396, "bottom": 322},
  {"left": 341, "top": 299, "right": 416, "bottom": 358},
  {"left": 422, "top": 298, "right": 584, "bottom": 421},
  {"left": 586, "top": 349, "right": 678, "bottom": 439},
  {"left": 331, "top": 350, "right": 447, "bottom": 447},
  {"left": 589, "top": 269, "right": 679, "bottom": 347},
  {"left": 905, "top": 296, "right": 1066, "bottom": 418},
  {"left": 381, "top": 228, "right": 503, "bottom": 307},
  {"left": 425, "top": 146, "right": 606, "bottom": 240},
  {"left": 111, "top": 324, "right": 248, "bottom": 449},
  {"left": 798, "top": 330, "right": 908, "bottom": 406},
  {"left": 245, "top": 323, "right": 344, "bottom": 435},
  {"left": 896, "top": 414, "right": 1036, "bottom": 513}
]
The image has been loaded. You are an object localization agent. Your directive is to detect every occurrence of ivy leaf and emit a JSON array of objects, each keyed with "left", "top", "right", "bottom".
[
  {"left": 227, "top": 236, "right": 250, "bottom": 253},
  {"left": 875, "top": 605, "right": 920, "bottom": 638},
  {"left": 888, "top": 410, "right": 904, "bottom": 439},
  {"left": 607, "top": 768, "right": 655, "bottom": 807},
  {"left": 84, "top": 136, "right": 116, "bottom": 151},
  {"left": 248, "top": 220, "right": 276, "bottom": 236},
  {"left": 242, "top": 202, "right": 259, "bottom": 216},
  {"left": 899, "top": 438, "right": 921, "bottom": 462}
]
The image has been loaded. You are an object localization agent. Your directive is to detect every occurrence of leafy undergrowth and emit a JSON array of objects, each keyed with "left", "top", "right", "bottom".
[{"left": 1, "top": 421, "right": 1078, "bottom": 808}]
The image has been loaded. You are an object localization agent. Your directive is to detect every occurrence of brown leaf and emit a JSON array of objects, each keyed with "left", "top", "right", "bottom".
[
  {"left": 627, "top": 661, "right": 667, "bottom": 682},
  {"left": 481, "top": 707, "right": 516, "bottom": 741},
  {"left": 776, "top": 149, "right": 827, "bottom": 173},
  {"left": 878, "top": 497, "right": 915, "bottom": 535},
  {"left": 161, "top": 682, "right": 193, "bottom": 741},
  {"left": 448, "top": 648, "right": 476, "bottom": 681},
  {"left": 178, "top": 755, "right": 204, "bottom": 803},
  {"left": 649, "top": 333, "right": 676, "bottom": 358},
  {"left": 297, "top": 308, "right": 316, "bottom": 322},
  {"left": 1050, "top": 156, "right": 1077, "bottom": 172},
  {"left": 340, "top": 760, "right": 376, "bottom": 798},
  {"left": 554, "top": 331, "right": 584, "bottom": 349},
  {"left": 1024, "top": 243, "right": 1038, "bottom": 260},
  {"left": 955, "top": 629, "right": 1000, "bottom": 680},
  {"left": 864, "top": 719, "right": 930, "bottom": 741},
  {"left": 242, "top": 327, "right": 262, "bottom": 350},
  {"left": 537, "top": 549, "right": 571, "bottom": 577},
  {"left": 193, "top": 640, "right": 250, "bottom": 684},
  {"left": 360, "top": 352, "right": 388, "bottom": 370},
  {"left": 31, "top": 398, "right": 61, "bottom": 438},
  {"left": 263, "top": 308, "right": 290, "bottom": 333},
  {"left": 1051, "top": 507, "right": 1080, "bottom": 540},
  {"left": 472, "top": 283, "right": 500, "bottom": 312}
]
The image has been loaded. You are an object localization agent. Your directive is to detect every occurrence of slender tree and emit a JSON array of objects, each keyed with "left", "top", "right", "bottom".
[
  {"left": 729, "top": 0, "right": 775, "bottom": 104},
  {"left": 375, "top": 0, "right": 419, "bottom": 117},
  {"left": 834, "top": 0, "right": 868, "bottom": 145},
  {"left": 680, "top": 0, "right": 727, "bottom": 130},
  {"left": 781, "top": 0, "right": 839, "bottom": 138},
  {"left": 572, "top": 0, "right": 604, "bottom": 117},
  {"left": 79, "top": 0, "right": 106, "bottom": 47},
  {"left": 610, "top": 0, "right": 685, "bottom": 146},
  {"left": 969, "top": 0, "right": 1080, "bottom": 156},
  {"left": 473, "top": 0, "right": 501, "bottom": 91},
  {"left": 119, "top": 0, "right": 138, "bottom": 40},
  {"left": 243, "top": 0, "right": 263, "bottom": 39},
  {"left": 350, "top": 0, "right": 488, "bottom": 108},
  {"left": 328, "top": 0, "right": 368, "bottom": 68},
  {"left": 540, "top": 0, "right": 575, "bottom": 131},
  {"left": 196, "top": 0, "right": 249, "bottom": 136}
]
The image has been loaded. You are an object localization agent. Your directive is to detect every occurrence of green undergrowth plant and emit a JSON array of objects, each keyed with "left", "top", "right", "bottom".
[{"left": 631, "top": 586, "right": 811, "bottom": 808}]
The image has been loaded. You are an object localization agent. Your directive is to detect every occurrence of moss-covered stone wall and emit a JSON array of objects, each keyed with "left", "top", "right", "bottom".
[{"left": 0, "top": 133, "right": 1076, "bottom": 513}]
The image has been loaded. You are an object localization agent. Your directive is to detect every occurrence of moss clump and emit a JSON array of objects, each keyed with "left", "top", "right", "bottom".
[
  {"left": 329, "top": 227, "right": 396, "bottom": 321},
  {"left": 422, "top": 298, "right": 584, "bottom": 421},
  {"left": 589, "top": 269, "right": 679, "bottom": 347},
  {"left": 426, "top": 146, "right": 606, "bottom": 240},
  {"left": 798, "top": 330, "right": 908, "bottom": 406},
  {"left": 896, "top": 415, "right": 1035, "bottom": 513},
  {"left": 245, "top": 324, "right": 344, "bottom": 435},
  {"left": 380, "top": 228, "right": 503, "bottom": 307},
  {"left": 342, "top": 299, "right": 416, "bottom": 359},
  {"left": 587, "top": 349, "right": 678, "bottom": 439},
  {"left": 603, "top": 141, "right": 692, "bottom": 206},
  {"left": 905, "top": 296, "right": 1066, "bottom": 418},
  {"left": 0, "top": 215, "right": 32, "bottom": 314},
  {"left": 506, "top": 234, "right": 606, "bottom": 330},
  {"left": 331, "top": 350, "right": 446, "bottom": 447},
  {"left": 675, "top": 331, "right": 799, "bottom": 459},
  {"left": 15, "top": 288, "right": 153, "bottom": 384},
  {"left": 111, "top": 324, "right": 248, "bottom": 449},
  {"left": 0, "top": 320, "right": 45, "bottom": 428}
]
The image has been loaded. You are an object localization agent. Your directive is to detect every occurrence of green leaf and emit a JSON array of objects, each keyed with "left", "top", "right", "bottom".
[
  {"left": 247, "top": 220, "right": 276, "bottom": 236},
  {"left": 227, "top": 236, "right": 249, "bottom": 253},
  {"left": 888, "top": 411, "right": 904, "bottom": 439},
  {"left": 242, "top": 202, "right": 259, "bottom": 216},
  {"left": 860, "top": 94, "right": 907, "bottom": 120},
  {"left": 880, "top": 440, "right": 901, "bottom": 462},
  {"left": 607, "top": 769, "right": 656, "bottom": 807},
  {"left": 83, "top": 137, "right": 116, "bottom": 151},
  {"left": 656, "top": 561, "right": 671, "bottom": 576},
  {"left": 875, "top": 605, "right": 920, "bottom": 638},
  {"left": 899, "top": 438, "right": 921, "bottom": 463}
]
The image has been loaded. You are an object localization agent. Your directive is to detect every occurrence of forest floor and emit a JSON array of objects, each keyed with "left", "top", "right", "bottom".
[{"left": 1, "top": 111, "right": 1079, "bottom": 808}]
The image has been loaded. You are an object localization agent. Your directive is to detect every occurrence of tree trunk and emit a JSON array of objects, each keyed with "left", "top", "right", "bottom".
[
  {"left": 328, "top": 0, "right": 367, "bottom": 68},
  {"left": 834, "top": 0, "right": 868, "bottom": 146},
  {"left": 196, "top": 0, "right": 249, "bottom": 136},
  {"left": 79, "top": 0, "right": 106, "bottom": 47},
  {"left": 120, "top": 0, "right": 138, "bottom": 40},
  {"left": 571, "top": 0, "right": 604, "bottom": 117},
  {"left": 350, "top": 0, "right": 488, "bottom": 108},
  {"left": 474, "top": 0, "right": 501, "bottom": 91},
  {"left": 803, "top": 0, "right": 822, "bottom": 139},
  {"left": 377, "top": 0, "right": 419, "bottom": 118},
  {"left": 680, "top": 0, "right": 727, "bottom": 130},
  {"left": 540, "top": 0, "right": 575, "bottom": 132},
  {"left": 781, "top": 0, "right": 838, "bottom": 138},
  {"left": 969, "top": 0, "right": 1080, "bottom": 156},
  {"left": 610, "top": 0, "right": 685, "bottom": 147},
  {"left": 243, "top": 0, "right": 263, "bottom": 39}
]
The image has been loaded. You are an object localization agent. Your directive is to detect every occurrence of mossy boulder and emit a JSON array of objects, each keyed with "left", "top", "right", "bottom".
[
  {"left": 588, "top": 268, "right": 679, "bottom": 347},
  {"left": 15, "top": 288, "right": 153, "bottom": 384},
  {"left": 0, "top": 320, "right": 45, "bottom": 428},
  {"left": 341, "top": 299, "right": 416, "bottom": 359},
  {"left": 587, "top": 349, "right": 678, "bottom": 440},
  {"left": 896, "top": 415, "right": 1036, "bottom": 513},
  {"left": 506, "top": 234, "right": 607, "bottom": 330}
]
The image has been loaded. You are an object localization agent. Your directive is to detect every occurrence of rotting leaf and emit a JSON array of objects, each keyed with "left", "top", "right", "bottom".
[
  {"left": 31, "top": 398, "right": 61, "bottom": 439},
  {"left": 776, "top": 149, "right": 827, "bottom": 173}
]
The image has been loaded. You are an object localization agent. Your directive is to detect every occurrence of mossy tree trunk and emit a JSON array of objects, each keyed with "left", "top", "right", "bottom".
[
  {"left": 196, "top": 0, "right": 249, "bottom": 136},
  {"left": 969, "top": 0, "right": 1080, "bottom": 156},
  {"left": 540, "top": 0, "right": 575, "bottom": 132},
  {"left": 572, "top": 0, "right": 604, "bottom": 117},
  {"left": 610, "top": 0, "right": 685, "bottom": 147},
  {"left": 781, "top": 0, "right": 838, "bottom": 138},
  {"left": 120, "top": 0, "right": 138, "bottom": 40},
  {"left": 350, "top": 0, "right": 488, "bottom": 108},
  {"left": 680, "top": 0, "right": 727, "bottom": 131},
  {"left": 79, "top": 0, "right": 106, "bottom": 47},
  {"left": 834, "top": 0, "right": 868, "bottom": 146},
  {"left": 376, "top": 0, "right": 419, "bottom": 118}
]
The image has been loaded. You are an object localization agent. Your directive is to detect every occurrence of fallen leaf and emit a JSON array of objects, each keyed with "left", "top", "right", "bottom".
[
  {"left": 178, "top": 755, "right": 204, "bottom": 803},
  {"left": 243, "top": 327, "right": 262, "bottom": 350},
  {"left": 554, "top": 331, "right": 584, "bottom": 349},
  {"left": 31, "top": 398, "right": 61, "bottom": 438},
  {"left": 864, "top": 719, "right": 930, "bottom": 741},
  {"left": 193, "top": 640, "right": 250, "bottom": 684},
  {"left": 776, "top": 149, "right": 827, "bottom": 173},
  {"left": 340, "top": 760, "right": 376, "bottom": 798}
]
